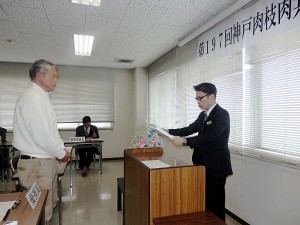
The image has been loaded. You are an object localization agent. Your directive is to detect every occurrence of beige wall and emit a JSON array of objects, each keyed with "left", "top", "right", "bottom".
[
  {"left": 148, "top": 25, "right": 300, "bottom": 225},
  {"left": 133, "top": 67, "right": 148, "bottom": 134},
  {"left": 1, "top": 62, "right": 136, "bottom": 158}
]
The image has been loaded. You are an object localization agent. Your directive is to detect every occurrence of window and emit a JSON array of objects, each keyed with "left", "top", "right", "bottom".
[
  {"left": 149, "top": 69, "right": 176, "bottom": 128},
  {"left": 0, "top": 64, "right": 114, "bottom": 130},
  {"left": 149, "top": 28, "right": 300, "bottom": 168},
  {"left": 52, "top": 66, "right": 114, "bottom": 130}
]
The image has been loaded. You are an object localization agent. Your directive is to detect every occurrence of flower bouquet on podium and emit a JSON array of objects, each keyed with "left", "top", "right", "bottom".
[{"left": 130, "top": 121, "right": 163, "bottom": 148}]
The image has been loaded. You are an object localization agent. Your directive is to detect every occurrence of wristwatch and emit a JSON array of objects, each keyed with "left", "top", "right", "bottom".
[{"left": 182, "top": 139, "right": 188, "bottom": 146}]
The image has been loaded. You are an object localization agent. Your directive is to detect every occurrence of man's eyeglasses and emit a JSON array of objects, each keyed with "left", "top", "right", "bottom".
[{"left": 195, "top": 94, "right": 210, "bottom": 101}]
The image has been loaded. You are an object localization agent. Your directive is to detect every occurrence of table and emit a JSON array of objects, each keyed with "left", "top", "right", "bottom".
[
  {"left": 0, "top": 190, "right": 48, "bottom": 225},
  {"left": 0, "top": 142, "right": 13, "bottom": 182},
  {"left": 64, "top": 139, "right": 103, "bottom": 178},
  {"left": 57, "top": 162, "right": 68, "bottom": 225},
  {"left": 153, "top": 211, "right": 226, "bottom": 225}
]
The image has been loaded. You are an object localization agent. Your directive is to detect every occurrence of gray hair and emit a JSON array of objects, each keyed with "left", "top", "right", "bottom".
[{"left": 29, "top": 59, "right": 55, "bottom": 80}]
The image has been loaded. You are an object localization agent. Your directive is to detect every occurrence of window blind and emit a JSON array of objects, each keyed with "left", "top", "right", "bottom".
[
  {"left": 149, "top": 69, "right": 176, "bottom": 128},
  {"left": 0, "top": 64, "right": 114, "bottom": 130},
  {"left": 149, "top": 28, "right": 300, "bottom": 169},
  {"left": 52, "top": 66, "right": 114, "bottom": 127}
]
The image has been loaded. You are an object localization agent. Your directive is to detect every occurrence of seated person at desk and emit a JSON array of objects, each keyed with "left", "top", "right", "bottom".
[{"left": 76, "top": 116, "right": 99, "bottom": 177}]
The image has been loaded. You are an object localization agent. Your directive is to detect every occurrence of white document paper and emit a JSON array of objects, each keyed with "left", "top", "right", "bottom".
[
  {"left": 3, "top": 221, "right": 18, "bottom": 225},
  {"left": 155, "top": 127, "right": 174, "bottom": 139},
  {"left": 0, "top": 201, "right": 14, "bottom": 221},
  {"left": 141, "top": 160, "right": 170, "bottom": 169}
]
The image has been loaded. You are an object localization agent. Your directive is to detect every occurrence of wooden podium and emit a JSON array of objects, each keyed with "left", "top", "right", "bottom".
[{"left": 124, "top": 147, "right": 206, "bottom": 225}]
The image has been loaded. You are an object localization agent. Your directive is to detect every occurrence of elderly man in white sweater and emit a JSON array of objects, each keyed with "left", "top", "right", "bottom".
[{"left": 13, "top": 59, "right": 70, "bottom": 225}]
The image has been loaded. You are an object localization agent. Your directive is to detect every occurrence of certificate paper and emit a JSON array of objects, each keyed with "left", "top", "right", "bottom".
[{"left": 155, "top": 127, "right": 174, "bottom": 139}]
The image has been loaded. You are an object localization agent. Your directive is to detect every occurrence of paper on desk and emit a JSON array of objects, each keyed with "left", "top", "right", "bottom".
[
  {"left": 0, "top": 201, "right": 14, "bottom": 221},
  {"left": 142, "top": 160, "right": 170, "bottom": 169},
  {"left": 154, "top": 127, "right": 174, "bottom": 139},
  {"left": 3, "top": 221, "right": 18, "bottom": 225}
]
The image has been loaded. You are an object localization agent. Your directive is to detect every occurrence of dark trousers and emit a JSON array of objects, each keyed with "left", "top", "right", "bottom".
[
  {"left": 78, "top": 148, "right": 94, "bottom": 169},
  {"left": 206, "top": 175, "right": 227, "bottom": 221},
  {"left": 0, "top": 147, "right": 9, "bottom": 177}
]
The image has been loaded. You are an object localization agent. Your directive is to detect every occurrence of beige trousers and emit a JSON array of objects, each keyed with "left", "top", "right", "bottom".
[{"left": 18, "top": 158, "right": 58, "bottom": 222}]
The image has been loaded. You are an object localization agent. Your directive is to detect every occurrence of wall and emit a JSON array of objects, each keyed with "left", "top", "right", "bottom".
[
  {"left": 160, "top": 136, "right": 300, "bottom": 225},
  {"left": 60, "top": 68, "right": 135, "bottom": 158},
  {"left": 133, "top": 67, "right": 148, "bottom": 134},
  {"left": 148, "top": 9, "right": 300, "bottom": 224},
  {"left": 1, "top": 62, "right": 135, "bottom": 158}
]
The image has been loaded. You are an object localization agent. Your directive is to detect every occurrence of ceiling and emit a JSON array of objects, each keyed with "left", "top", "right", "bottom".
[{"left": 0, "top": 0, "right": 239, "bottom": 69}]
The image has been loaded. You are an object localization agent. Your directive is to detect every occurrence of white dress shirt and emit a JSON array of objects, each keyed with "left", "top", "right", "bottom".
[{"left": 13, "top": 82, "right": 65, "bottom": 159}]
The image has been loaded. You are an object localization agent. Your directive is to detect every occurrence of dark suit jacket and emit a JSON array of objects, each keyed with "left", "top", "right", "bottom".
[
  {"left": 76, "top": 124, "right": 99, "bottom": 139},
  {"left": 75, "top": 125, "right": 100, "bottom": 153},
  {"left": 169, "top": 104, "right": 233, "bottom": 178}
]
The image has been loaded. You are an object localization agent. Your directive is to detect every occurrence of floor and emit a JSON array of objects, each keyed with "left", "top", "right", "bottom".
[{"left": 1, "top": 160, "right": 241, "bottom": 225}]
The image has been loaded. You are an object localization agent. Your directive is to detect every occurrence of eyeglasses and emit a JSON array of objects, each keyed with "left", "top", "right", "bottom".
[{"left": 195, "top": 94, "right": 210, "bottom": 101}]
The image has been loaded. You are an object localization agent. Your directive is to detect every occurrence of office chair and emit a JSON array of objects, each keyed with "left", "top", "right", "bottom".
[
  {"left": 9, "top": 152, "right": 25, "bottom": 192},
  {"left": 74, "top": 148, "right": 97, "bottom": 170}
]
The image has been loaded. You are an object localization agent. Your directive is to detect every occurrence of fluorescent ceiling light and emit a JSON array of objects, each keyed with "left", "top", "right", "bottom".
[
  {"left": 71, "top": 0, "right": 101, "bottom": 7},
  {"left": 74, "top": 34, "right": 94, "bottom": 56}
]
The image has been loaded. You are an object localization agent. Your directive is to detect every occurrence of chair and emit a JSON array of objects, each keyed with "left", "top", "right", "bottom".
[
  {"left": 74, "top": 147, "right": 97, "bottom": 170},
  {"left": 9, "top": 154, "right": 24, "bottom": 192}
]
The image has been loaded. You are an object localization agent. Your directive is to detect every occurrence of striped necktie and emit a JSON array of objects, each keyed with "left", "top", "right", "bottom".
[{"left": 203, "top": 112, "right": 208, "bottom": 123}]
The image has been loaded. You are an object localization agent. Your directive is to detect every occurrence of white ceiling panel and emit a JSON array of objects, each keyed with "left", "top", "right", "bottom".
[
  {"left": 24, "top": 34, "right": 58, "bottom": 51},
  {"left": 118, "top": 3, "right": 166, "bottom": 34},
  {"left": 4, "top": 43, "right": 34, "bottom": 55},
  {"left": 141, "top": 24, "right": 182, "bottom": 46},
  {"left": 0, "top": 20, "right": 21, "bottom": 40},
  {"left": 44, "top": 1, "right": 85, "bottom": 27},
  {"left": 1, "top": 0, "right": 44, "bottom": 8},
  {"left": 85, "top": 16, "right": 121, "bottom": 36},
  {"left": 2, "top": 5, "right": 52, "bottom": 35},
  {"left": 0, "top": 7, "right": 8, "bottom": 19},
  {"left": 132, "top": 0, "right": 174, "bottom": 8},
  {"left": 158, "top": 7, "right": 198, "bottom": 27},
  {"left": 86, "top": 0, "right": 130, "bottom": 19},
  {"left": 0, "top": 0, "right": 242, "bottom": 68}
]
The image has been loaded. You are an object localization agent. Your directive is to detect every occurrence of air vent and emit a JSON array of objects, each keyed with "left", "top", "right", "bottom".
[{"left": 114, "top": 58, "right": 134, "bottom": 63}]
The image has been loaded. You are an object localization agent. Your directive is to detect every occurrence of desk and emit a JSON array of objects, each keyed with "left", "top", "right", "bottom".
[
  {"left": 0, "top": 142, "right": 13, "bottom": 182},
  {"left": 0, "top": 190, "right": 48, "bottom": 225},
  {"left": 64, "top": 139, "right": 103, "bottom": 173},
  {"left": 57, "top": 162, "right": 68, "bottom": 225}
]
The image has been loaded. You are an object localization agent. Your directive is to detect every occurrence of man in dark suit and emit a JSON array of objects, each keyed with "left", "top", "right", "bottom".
[
  {"left": 167, "top": 82, "right": 232, "bottom": 221},
  {"left": 76, "top": 116, "right": 99, "bottom": 177}
]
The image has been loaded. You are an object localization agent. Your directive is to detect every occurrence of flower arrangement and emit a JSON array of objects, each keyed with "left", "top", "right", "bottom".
[{"left": 130, "top": 122, "right": 163, "bottom": 148}]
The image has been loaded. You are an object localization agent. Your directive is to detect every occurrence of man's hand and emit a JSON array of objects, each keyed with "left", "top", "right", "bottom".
[
  {"left": 171, "top": 136, "right": 186, "bottom": 146},
  {"left": 58, "top": 149, "right": 71, "bottom": 162}
]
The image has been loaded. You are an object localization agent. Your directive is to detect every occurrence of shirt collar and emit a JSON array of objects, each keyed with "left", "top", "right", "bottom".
[
  {"left": 206, "top": 102, "right": 217, "bottom": 117},
  {"left": 31, "top": 82, "right": 49, "bottom": 97}
]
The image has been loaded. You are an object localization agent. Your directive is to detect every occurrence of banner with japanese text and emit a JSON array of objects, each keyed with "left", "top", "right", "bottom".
[{"left": 197, "top": 0, "right": 300, "bottom": 62}]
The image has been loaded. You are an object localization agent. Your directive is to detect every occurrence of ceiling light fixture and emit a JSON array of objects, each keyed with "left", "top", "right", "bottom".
[
  {"left": 74, "top": 34, "right": 94, "bottom": 56},
  {"left": 71, "top": 0, "right": 101, "bottom": 7}
]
